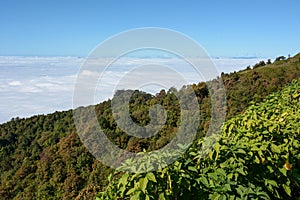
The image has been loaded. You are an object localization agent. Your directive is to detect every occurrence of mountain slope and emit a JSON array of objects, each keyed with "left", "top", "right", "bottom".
[
  {"left": 99, "top": 76, "right": 300, "bottom": 199},
  {"left": 0, "top": 54, "right": 300, "bottom": 199}
]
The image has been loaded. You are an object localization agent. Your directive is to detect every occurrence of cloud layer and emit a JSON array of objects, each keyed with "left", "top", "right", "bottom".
[{"left": 0, "top": 56, "right": 262, "bottom": 124}]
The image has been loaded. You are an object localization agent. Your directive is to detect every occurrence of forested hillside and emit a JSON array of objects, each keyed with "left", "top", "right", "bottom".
[
  {"left": 0, "top": 54, "right": 300, "bottom": 199},
  {"left": 99, "top": 72, "right": 300, "bottom": 200}
]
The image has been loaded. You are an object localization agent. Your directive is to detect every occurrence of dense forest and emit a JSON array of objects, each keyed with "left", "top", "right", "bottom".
[
  {"left": 99, "top": 72, "right": 300, "bottom": 200},
  {"left": 0, "top": 54, "right": 300, "bottom": 199}
]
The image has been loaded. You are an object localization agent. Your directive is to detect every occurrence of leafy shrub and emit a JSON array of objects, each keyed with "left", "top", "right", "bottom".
[{"left": 97, "top": 78, "right": 300, "bottom": 199}]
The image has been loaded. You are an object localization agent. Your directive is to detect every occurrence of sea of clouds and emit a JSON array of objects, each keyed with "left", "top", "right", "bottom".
[{"left": 0, "top": 56, "right": 262, "bottom": 124}]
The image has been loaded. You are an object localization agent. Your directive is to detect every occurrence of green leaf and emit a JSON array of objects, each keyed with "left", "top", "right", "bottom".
[
  {"left": 145, "top": 194, "right": 150, "bottom": 200},
  {"left": 210, "top": 192, "right": 221, "bottom": 200},
  {"left": 236, "top": 167, "right": 246, "bottom": 175},
  {"left": 146, "top": 172, "right": 156, "bottom": 182},
  {"left": 265, "top": 179, "right": 278, "bottom": 187},
  {"left": 283, "top": 184, "right": 291, "bottom": 196},
  {"left": 216, "top": 168, "right": 226, "bottom": 177},
  {"left": 130, "top": 191, "right": 141, "bottom": 200},
  {"left": 188, "top": 166, "right": 198, "bottom": 172},
  {"left": 199, "top": 176, "right": 209, "bottom": 186},
  {"left": 139, "top": 177, "right": 148, "bottom": 193},
  {"left": 219, "top": 162, "right": 227, "bottom": 168},
  {"left": 251, "top": 145, "right": 260, "bottom": 151},
  {"left": 208, "top": 173, "right": 218, "bottom": 181},
  {"left": 159, "top": 193, "right": 166, "bottom": 200},
  {"left": 254, "top": 156, "right": 260, "bottom": 163},
  {"left": 208, "top": 151, "right": 214, "bottom": 160},
  {"left": 214, "top": 142, "right": 221, "bottom": 160},
  {"left": 107, "top": 173, "right": 113, "bottom": 182},
  {"left": 189, "top": 151, "right": 197, "bottom": 156},
  {"left": 236, "top": 186, "right": 243, "bottom": 196},
  {"left": 227, "top": 173, "right": 234, "bottom": 180},
  {"left": 224, "top": 184, "right": 231, "bottom": 191},
  {"left": 118, "top": 173, "right": 129, "bottom": 188},
  {"left": 270, "top": 143, "right": 281, "bottom": 153},
  {"left": 292, "top": 93, "right": 299, "bottom": 98},
  {"left": 279, "top": 167, "right": 287, "bottom": 176},
  {"left": 269, "top": 125, "right": 277, "bottom": 132},
  {"left": 126, "top": 188, "right": 136, "bottom": 195},
  {"left": 236, "top": 148, "right": 246, "bottom": 154},
  {"left": 267, "top": 165, "right": 274, "bottom": 173}
]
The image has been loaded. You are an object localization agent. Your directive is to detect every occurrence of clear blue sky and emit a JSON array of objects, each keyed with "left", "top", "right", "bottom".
[{"left": 0, "top": 0, "right": 299, "bottom": 57}]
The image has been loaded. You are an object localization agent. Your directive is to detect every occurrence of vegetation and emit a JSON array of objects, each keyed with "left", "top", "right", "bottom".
[
  {"left": 0, "top": 53, "right": 299, "bottom": 199},
  {"left": 98, "top": 77, "right": 300, "bottom": 199}
]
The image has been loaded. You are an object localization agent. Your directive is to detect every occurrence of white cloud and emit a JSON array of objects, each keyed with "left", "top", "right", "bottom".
[
  {"left": 8, "top": 81, "right": 22, "bottom": 86},
  {"left": 81, "top": 70, "right": 99, "bottom": 77},
  {"left": 0, "top": 56, "right": 262, "bottom": 124}
]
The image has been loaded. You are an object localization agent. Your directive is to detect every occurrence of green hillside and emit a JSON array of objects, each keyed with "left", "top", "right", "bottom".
[
  {"left": 98, "top": 76, "right": 300, "bottom": 200},
  {"left": 0, "top": 54, "right": 300, "bottom": 199}
]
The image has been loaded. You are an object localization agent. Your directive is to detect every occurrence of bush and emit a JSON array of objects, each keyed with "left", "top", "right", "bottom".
[{"left": 98, "top": 78, "right": 300, "bottom": 199}]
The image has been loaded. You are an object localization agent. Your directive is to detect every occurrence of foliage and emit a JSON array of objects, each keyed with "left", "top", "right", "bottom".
[
  {"left": 0, "top": 53, "right": 299, "bottom": 199},
  {"left": 253, "top": 60, "right": 266, "bottom": 69},
  {"left": 0, "top": 111, "right": 112, "bottom": 199},
  {"left": 98, "top": 78, "right": 300, "bottom": 199},
  {"left": 275, "top": 56, "right": 286, "bottom": 62}
]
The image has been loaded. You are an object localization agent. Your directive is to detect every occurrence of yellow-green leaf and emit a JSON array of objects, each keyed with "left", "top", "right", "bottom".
[
  {"left": 146, "top": 172, "right": 157, "bottom": 182},
  {"left": 139, "top": 177, "right": 148, "bottom": 193}
]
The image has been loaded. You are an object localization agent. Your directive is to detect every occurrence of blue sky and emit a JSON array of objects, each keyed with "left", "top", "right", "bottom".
[{"left": 0, "top": 0, "right": 299, "bottom": 57}]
